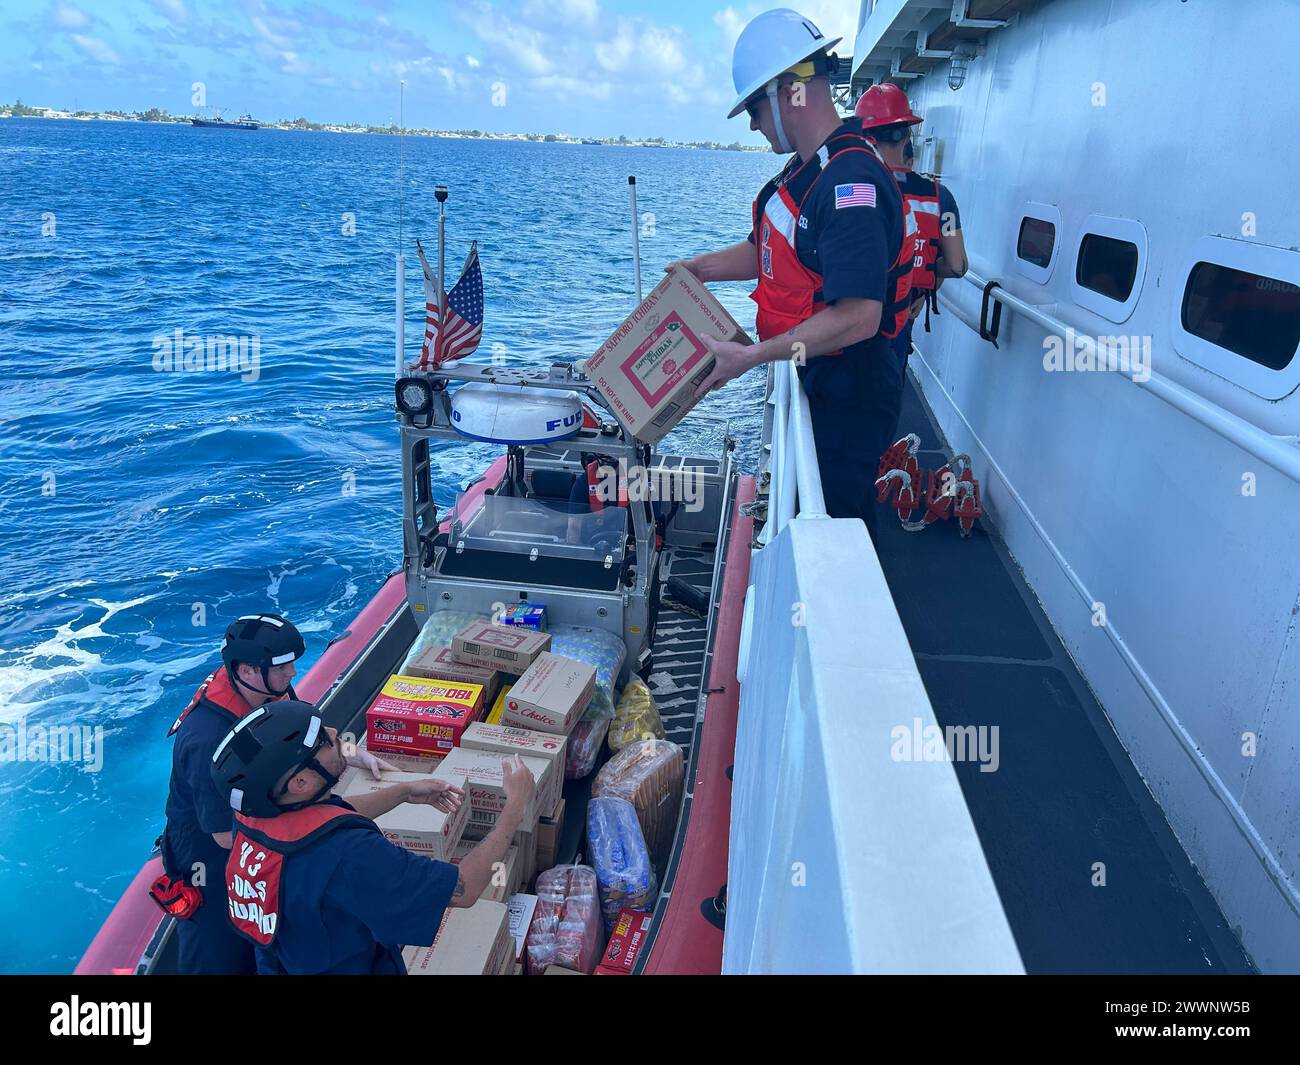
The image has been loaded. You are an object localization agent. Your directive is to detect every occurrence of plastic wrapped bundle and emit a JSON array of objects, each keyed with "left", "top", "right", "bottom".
[
  {"left": 608, "top": 677, "right": 666, "bottom": 752},
  {"left": 401, "top": 614, "right": 626, "bottom": 720},
  {"left": 565, "top": 716, "right": 611, "bottom": 780},
  {"left": 525, "top": 864, "right": 603, "bottom": 974},
  {"left": 400, "top": 609, "right": 484, "bottom": 670},
  {"left": 592, "top": 738, "right": 684, "bottom": 865},
  {"left": 586, "top": 796, "right": 657, "bottom": 932},
  {"left": 547, "top": 624, "right": 625, "bottom": 719}
]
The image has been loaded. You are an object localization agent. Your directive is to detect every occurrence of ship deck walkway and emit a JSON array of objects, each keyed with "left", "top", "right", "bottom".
[{"left": 875, "top": 374, "right": 1254, "bottom": 974}]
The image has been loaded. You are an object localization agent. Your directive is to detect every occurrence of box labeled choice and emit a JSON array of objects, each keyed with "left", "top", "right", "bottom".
[
  {"left": 501, "top": 653, "right": 595, "bottom": 737},
  {"left": 435, "top": 747, "right": 552, "bottom": 830},
  {"left": 585, "top": 266, "right": 751, "bottom": 444}
]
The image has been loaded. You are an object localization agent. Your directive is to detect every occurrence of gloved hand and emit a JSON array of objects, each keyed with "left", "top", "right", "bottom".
[{"left": 345, "top": 746, "right": 397, "bottom": 780}]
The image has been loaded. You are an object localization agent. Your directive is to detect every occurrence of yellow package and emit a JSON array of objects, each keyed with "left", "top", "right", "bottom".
[
  {"left": 608, "top": 677, "right": 665, "bottom": 752},
  {"left": 487, "top": 684, "right": 512, "bottom": 725}
]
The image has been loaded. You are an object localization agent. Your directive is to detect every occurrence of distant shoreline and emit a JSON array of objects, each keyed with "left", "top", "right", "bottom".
[{"left": 0, "top": 111, "right": 767, "bottom": 152}]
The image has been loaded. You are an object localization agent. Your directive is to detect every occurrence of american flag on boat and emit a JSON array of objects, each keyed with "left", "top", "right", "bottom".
[{"left": 415, "top": 239, "right": 483, "bottom": 369}]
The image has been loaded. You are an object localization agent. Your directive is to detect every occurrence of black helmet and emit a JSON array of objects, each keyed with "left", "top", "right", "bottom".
[
  {"left": 221, "top": 613, "right": 305, "bottom": 698},
  {"left": 210, "top": 700, "right": 338, "bottom": 818}
]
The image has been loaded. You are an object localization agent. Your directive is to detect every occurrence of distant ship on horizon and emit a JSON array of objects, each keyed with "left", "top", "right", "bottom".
[{"left": 191, "top": 111, "right": 257, "bottom": 131}]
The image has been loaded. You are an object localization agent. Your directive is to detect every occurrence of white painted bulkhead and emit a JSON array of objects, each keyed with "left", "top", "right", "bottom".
[{"left": 856, "top": 0, "right": 1300, "bottom": 969}]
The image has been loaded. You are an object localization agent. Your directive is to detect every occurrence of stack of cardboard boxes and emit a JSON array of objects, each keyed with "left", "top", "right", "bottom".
[{"left": 349, "top": 617, "right": 611, "bottom": 975}]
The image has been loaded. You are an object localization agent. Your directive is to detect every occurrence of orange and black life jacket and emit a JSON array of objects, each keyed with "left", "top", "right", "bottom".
[
  {"left": 899, "top": 173, "right": 943, "bottom": 293},
  {"left": 751, "top": 128, "right": 915, "bottom": 344},
  {"left": 224, "top": 804, "right": 375, "bottom": 947}
]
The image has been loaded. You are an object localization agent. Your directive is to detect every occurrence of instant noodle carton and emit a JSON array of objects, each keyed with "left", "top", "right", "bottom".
[
  {"left": 584, "top": 265, "right": 751, "bottom": 444},
  {"left": 336, "top": 767, "right": 468, "bottom": 862},
  {"left": 452, "top": 621, "right": 551, "bottom": 673},
  {"left": 365, "top": 674, "right": 485, "bottom": 759},
  {"left": 435, "top": 747, "right": 553, "bottom": 830},
  {"left": 404, "top": 645, "right": 504, "bottom": 707},
  {"left": 501, "top": 653, "right": 595, "bottom": 737},
  {"left": 403, "top": 900, "right": 512, "bottom": 976}
]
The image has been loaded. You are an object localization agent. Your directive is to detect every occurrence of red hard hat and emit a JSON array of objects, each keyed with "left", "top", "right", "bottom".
[{"left": 855, "top": 83, "right": 922, "bottom": 129}]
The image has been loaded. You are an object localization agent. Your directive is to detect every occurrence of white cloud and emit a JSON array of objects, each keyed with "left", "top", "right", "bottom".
[
  {"left": 152, "top": 0, "right": 188, "bottom": 24},
  {"left": 531, "top": 73, "right": 613, "bottom": 102},
  {"left": 465, "top": 54, "right": 480, "bottom": 68},
  {"left": 521, "top": 0, "right": 599, "bottom": 29},
  {"left": 71, "top": 34, "right": 121, "bottom": 65},
  {"left": 53, "top": 2, "right": 91, "bottom": 30}
]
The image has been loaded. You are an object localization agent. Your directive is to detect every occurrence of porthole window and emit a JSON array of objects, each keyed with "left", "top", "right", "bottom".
[
  {"left": 1013, "top": 203, "right": 1061, "bottom": 284},
  {"left": 1181, "top": 262, "right": 1299, "bottom": 373},
  {"left": 1017, "top": 217, "right": 1055, "bottom": 269},
  {"left": 1069, "top": 216, "right": 1147, "bottom": 324},
  {"left": 1171, "top": 236, "right": 1300, "bottom": 398},
  {"left": 1076, "top": 234, "right": 1139, "bottom": 302}
]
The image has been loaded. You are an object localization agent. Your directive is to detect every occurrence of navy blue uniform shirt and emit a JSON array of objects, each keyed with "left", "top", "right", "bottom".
[
  {"left": 163, "top": 703, "right": 239, "bottom": 884},
  {"left": 749, "top": 120, "right": 905, "bottom": 453},
  {"left": 253, "top": 797, "right": 460, "bottom": 975}
]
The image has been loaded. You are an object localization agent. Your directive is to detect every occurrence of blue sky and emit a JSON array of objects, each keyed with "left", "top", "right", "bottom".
[{"left": 0, "top": 0, "right": 860, "bottom": 141}]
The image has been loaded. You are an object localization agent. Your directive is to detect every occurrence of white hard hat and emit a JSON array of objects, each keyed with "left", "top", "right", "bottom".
[{"left": 727, "top": 8, "right": 842, "bottom": 119}]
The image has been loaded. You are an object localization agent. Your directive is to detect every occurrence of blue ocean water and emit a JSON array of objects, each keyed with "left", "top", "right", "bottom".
[{"left": 0, "top": 118, "right": 775, "bottom": 973}]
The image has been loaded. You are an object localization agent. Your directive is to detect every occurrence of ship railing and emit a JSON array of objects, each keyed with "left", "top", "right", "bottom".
[
  {"left": 726, "top": 361, "right": 1023, "bottom": 974},
  {"left": 757, "top": 359, "right": 826, "bottom": 545},
  {"left": 940, "top": 268, "right": 1300, "bottom": 485}
]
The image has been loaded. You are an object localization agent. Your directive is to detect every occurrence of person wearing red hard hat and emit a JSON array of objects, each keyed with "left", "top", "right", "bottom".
[
  {"left": 856, "top": 83, "right": 968, "bottom": 411},
  {"left": 669, "top": 8, "right": 916, "bottom": 540}
]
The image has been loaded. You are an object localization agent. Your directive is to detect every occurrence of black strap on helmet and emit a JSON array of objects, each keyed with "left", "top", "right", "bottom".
[
  {"left": 211, "top": 700, "right": 335, "bottom": 819},
  {"left": 221, "top": 613, "right": 305, "bottom": 699}
]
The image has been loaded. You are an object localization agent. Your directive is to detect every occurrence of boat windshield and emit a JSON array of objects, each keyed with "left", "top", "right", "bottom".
[{"left": 448, "top": 492, "right": 628, "bottom": 563}]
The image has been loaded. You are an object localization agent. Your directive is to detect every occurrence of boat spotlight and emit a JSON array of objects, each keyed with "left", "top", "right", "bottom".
[
  {"left": 395, "top": 376, "right": 434, "bottom": 426},
  {"left": 948, "top": 43, "right": 975, "bottom": 91}
]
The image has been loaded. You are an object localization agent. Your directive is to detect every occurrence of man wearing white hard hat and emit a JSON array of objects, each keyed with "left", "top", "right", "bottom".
[{"left": 674, "top": 8, "right": 915, "bottom": 539}]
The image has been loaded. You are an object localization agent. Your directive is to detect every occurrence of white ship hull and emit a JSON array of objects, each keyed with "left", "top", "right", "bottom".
[{"left": 838, "top": 0, "right": 1300, "bottom": 971}]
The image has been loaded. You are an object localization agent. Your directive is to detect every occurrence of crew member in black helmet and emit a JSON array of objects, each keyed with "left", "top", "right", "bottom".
[
  {"left": 211, "top": 700, "right": 529, "bottom": 975},
  {"left": 154, "top": 613, "right": 389, "bottom": 974}
]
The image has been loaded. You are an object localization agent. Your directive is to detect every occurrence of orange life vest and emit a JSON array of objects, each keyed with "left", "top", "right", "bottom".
[
  {"left": 168, "top": 667, "right": 294, "bottom": 737},
  {"left": 225, "top": 804, "right": 374, "bottom": 947},
  {"left": 900, "top": 174, "right": 943, "bottom": 293},
  {"left": 751, "top": 129, "right": 916, "bottom": 344}
]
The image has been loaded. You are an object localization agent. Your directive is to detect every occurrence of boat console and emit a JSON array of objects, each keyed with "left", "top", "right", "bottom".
[{"left": 393, "top": 360, "right": 728, "bottom": 683}]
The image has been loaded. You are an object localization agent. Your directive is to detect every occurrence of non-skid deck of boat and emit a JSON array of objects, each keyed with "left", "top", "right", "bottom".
[{"left": 877, "top": 378, "right": 1254, "bottom": 974}]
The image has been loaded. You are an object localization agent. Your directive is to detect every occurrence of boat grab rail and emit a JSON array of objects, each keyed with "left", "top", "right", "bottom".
[
  {"left": 939, "top": 269, "right": 1300, "bottom": 485},
  {"left": 760, "top": 360, "right": 827, "bottom": 545}
]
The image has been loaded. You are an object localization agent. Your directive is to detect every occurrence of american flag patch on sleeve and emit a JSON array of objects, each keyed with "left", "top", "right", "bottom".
[{"left": 834, "top": 183, "right": 877, "bottom": 209}]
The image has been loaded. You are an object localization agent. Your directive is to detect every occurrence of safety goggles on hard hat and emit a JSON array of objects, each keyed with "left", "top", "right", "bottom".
[
  {"left": 740, "top": 51, "right": 840, "bottom": 120},
  {"left": 871, "top": 121, "right": 917, "bottom": 145}
]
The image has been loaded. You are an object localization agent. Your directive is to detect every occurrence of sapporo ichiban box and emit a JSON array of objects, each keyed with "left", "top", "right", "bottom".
[
  {"left": 451, "top": 621, "right": 552, "bottom": 672},
  {"left": 365, "top": 674, "right": 485, "bottom": 758},
  {"left": 585, "top": 265, "right": 751, "bottom": 444}
]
